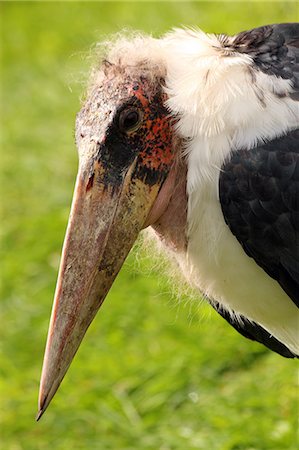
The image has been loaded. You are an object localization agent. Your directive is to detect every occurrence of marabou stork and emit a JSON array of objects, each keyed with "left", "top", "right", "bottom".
[{"left": 37, "top": 23, "right": 299, "bottom": 419}]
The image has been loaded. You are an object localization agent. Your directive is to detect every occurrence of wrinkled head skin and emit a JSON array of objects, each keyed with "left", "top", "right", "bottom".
[{"left": 37, "top": 53, "right": 180, "bottom": 419}]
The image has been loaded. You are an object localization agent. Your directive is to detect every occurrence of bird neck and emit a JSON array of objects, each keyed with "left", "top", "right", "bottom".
[{"left": 150, "top": 158, "right": 188, "bottom": 253}]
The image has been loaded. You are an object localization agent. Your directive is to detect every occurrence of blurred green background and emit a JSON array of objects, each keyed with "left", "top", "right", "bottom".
[{"left": 1, "top": 2, "right": 298, "bottom": 449}]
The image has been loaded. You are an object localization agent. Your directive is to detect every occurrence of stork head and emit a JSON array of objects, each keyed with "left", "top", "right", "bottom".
[{"left": 37, "top": 43, "right": 180, "bottom": 418}]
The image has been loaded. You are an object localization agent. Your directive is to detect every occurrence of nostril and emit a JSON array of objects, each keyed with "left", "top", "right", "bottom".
[{"left": 86, "top": 173, "right": 95, "bottom": 192}]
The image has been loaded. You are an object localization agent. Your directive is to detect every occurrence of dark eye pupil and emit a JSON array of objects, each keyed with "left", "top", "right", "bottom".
[
  {"left": 119, "top": 109, "right": 141, "bottom": 132},
  {"left": 123, "top": 111, "right": 138, "bottom": 128}
]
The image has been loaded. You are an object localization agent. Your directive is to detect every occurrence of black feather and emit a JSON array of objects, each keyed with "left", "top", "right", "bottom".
[
  {"left": 219, "top": 129, "right": 299, "bottom": 356},
  {"left": 210, "top": 301, "right": 297, "bottom": 358},
  {"left": 229, "top": 23, "right": 299, "bottom": 99},
  {"left": 220, "top": 129, "right": 299, "bottom": 307}
]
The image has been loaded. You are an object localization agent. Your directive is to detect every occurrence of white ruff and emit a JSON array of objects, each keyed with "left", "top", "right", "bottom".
[{"left": 163, "top": 29, "right": 299, "bottom": 354}]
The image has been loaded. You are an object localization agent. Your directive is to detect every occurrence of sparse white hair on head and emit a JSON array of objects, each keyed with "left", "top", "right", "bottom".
[{"left": 88, "top": 31, "right": 167, "bottom": 90}]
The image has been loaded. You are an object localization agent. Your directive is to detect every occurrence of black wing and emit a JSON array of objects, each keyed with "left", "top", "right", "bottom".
[
  {"left": 229, "top": 23, "right": 299, "bottom": 100},
  {"left": 218, "top": 129, "right": 299, "bottom": 358},
  {"left": 220, "top": 128, "right": 299, "bottom": 307},
  {"left": 216, "top": 25, "right": 299, "bottom": 357},
  {"left": 210, "top": 301, "right": 297, "bottom": 358}
]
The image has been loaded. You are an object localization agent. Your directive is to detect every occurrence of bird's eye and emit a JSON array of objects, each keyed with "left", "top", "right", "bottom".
[{"left": 119, "top": 108, "right": 143, "bottom": 134}]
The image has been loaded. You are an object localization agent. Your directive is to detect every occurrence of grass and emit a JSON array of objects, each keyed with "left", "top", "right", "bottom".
[{"left": 1, "top": 2, "right": 298, "bottom": 449}]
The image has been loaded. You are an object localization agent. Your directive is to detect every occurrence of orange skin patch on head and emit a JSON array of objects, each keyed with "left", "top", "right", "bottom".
[
  {"left": 130, "top": 85, "right": 149, "bottom": 108},
  {"left": 129, "top": 84, "right": 175, "bottom": 172}
]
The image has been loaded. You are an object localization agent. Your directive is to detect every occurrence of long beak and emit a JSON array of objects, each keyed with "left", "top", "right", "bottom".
[{"left": 37, "top": 154, "right": 165, "bottom": 420}]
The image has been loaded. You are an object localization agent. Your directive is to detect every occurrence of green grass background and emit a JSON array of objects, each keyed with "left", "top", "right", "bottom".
[{"left": 1, "top": 2, "right": 298, "bottom": 449}]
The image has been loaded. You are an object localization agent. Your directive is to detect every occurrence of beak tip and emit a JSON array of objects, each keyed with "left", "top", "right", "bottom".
[
  {"left": 35, "top": 408, "right": 45, "bottom": 422},
  {"left": 36, "top": 391, "right": 49, "bottom": 421},
  {"left": 36, "top": 382, "right": 52, "bottom": 422}
]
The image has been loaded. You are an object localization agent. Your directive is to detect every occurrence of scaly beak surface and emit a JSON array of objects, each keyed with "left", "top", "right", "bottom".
[{"left": 37, "top": 155, "right": 164, "bottom": 420}]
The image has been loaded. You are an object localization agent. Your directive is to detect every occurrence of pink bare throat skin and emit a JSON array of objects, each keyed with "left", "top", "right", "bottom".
[{"left": 144, "top": 159, "right": 188, "bottom": 252}]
